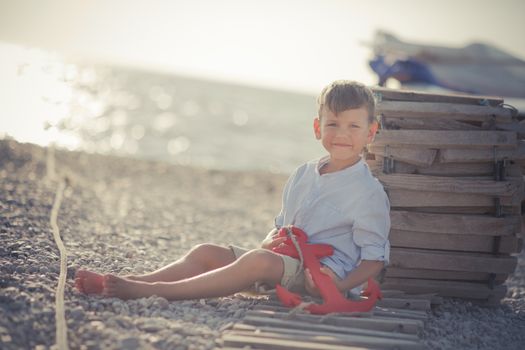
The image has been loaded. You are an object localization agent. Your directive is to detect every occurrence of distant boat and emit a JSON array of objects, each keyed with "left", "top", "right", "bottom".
[{"left": 368, "top": 31, "right": 525, "bottom": 114}]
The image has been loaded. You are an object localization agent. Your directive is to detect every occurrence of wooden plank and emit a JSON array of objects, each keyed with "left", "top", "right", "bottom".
[
  {"left": 373, "top": 130, "right": 517, "bottom": 148},
  {"left": 439, "top": 141, "right": 525, "bottom": 162},
  {"left": 221, "top": 333, "right": 362, "bottom": 350},
  {"left": 384, "top": 267, "right": 507, "bottom": 283},
  {"left": 401, "top": 205, "right": 521, "bottom": 216},
  {"left": 222, "top": 329, "right": 424, "bottom": 349},
  {"left": 390, "top": 229, "right": 522, "bottom": 253},
  {"left": 390, "top": 210, "right": 521, "bottom": 236},
  {"left": 244, "top": 310, "right": 423, "bottom": 334},
  {"left": 370, "top": 158, "right": 522, "bottom": 177},
  {"left": 252, "top": 304, "right": 428, "bottom": 321},
  {"left": 368, "top": 144, "right": 437, "bottom": 166},
  {"left": 376, "top": 101, "right": 513, "bottom": 122},
  {"left": 375, "top": 297, "right": 430, "bottom": 311},
  {"left": 381, "top": 278, "right": 507, "bottom": 300},
  {"left": 371, "top": 87, "right": 504, "bottom": 106},
  {"left": 232, "top": 323, "right": 420, "bottom": 341},
  {"left": 387, "top": 189, "right": 520, "bottom": 207},
  {"left": 382, "top": 116, "right": 482, "bottom": 130},
  {"left": 390, "top": 248, "right": 517, "bottom": 274},
  {"left": 378, "top": 173, "right": 523, "bottom": 197}
]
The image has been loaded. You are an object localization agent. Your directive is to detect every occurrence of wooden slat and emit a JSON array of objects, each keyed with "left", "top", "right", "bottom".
[
  {"left": 373, "top": 130, "right": 517, "bottom": 148},
  {"left": 369, "top": 158, "right": 523, "bottom": 177},
  {"left": 221, "top": 333, "right": 363, "bottom": 350},
  {"left": 384, "top": 267, "right": 507, "bottom": 283},
  {"left": 375, "top": 298, "right": 430, "bottom": 311},
  {"left": 390, "top": 229, "right": 522, "bottom": 253},
  {"left": 252, "top": 304, "right": 428, "bottom": 321},
  {"left": 401, "top": 205, "right": 521, "bottom": 216},
  {"left": 387, "top": 188, "right": 520, "bottom": 207},
  {"left": 372, "top": 87, "right": 503, "bottom": 106},
  {"left": 378, "top": 173, "right": 523, "bottom": 197},
  {"left": 439, "top": 141, "right": 525, "bottom": 162},
  {"left": 382, "top": 116, "right": 482, "bottom": 130},
  {"left": 244, "top": 310, "right": 423, "bottom": 334},
  {"left": 381, "top": 278, "right": 507, "bottom": 300},
  {"left": 376, "top": 101, "right": 513, "bottom": 122},
  {"left": 222, "top": 329, "right": 424, "bottom": 349},
  {"left": 390, "top": 210, "right": 521, "bottom": 236},
  {"left": 390, "top": 248, "right": 517, "bottom": 274},
  {"left": 368, "top": 145, "right": 437, "bottom": 166},
  {"left": 232, "top": 322, "right": 420, "bottom": 342}
]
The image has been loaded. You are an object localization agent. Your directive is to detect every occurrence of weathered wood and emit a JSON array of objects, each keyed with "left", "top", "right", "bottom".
[
  {"left": 439, "top": 141, "right": 525, "bottom": 162},
  {"left": 387, "top": 188, "right": 521, "bottom": 207},
  {"left": 390, "top": 248, "right": 517, "bottom": 274},
  {"left": 382, "top": 116, "right": 482, "bottom": 130},
  {"left": 231, "top": 323, "right": 420, "bottom": 341},
  {"left": 371, "top": 87, "right": 503, "bottom": 106},
  {"left": 376, "top": 101, "right": 513, "bottom": 122},
  {"left": 389, "top": 210, "right": 521, "bottom": 236},
  {"left": 221, "top": 333, "right": 364, "bottom": 350},
  {"left": 378, "top": 173, "right": 523, "bottom": 197},
  {"left": 375, "top": 158, "right": 522, "bottom": 177},
  {"left": 222, "top": 329, "right": 424, "bottom": 349},
  {"left": 244, "top": 310, "right": 423, "bottom": 334},
  {"left": 402, "top": 205, "right": 521, "bottom": 216},
  {"left": 376, "top": 297, "right": 430, "bottom": 311},
  {"left": 368, "top": 144, "right": 437, "bottom": 166},
  {"left": 384, "top": 267, "right": 507, "bottom": 283},
  {"left": 374, "top": 130, "right": 517, "bottom": 149},
  {"left": 253, "top": 303, "right": 428, "bottom": 320},
  {"left": 390, "top": 229, "right": 522, "bottom": 253},
  {"left": 381, "top": 278, "right": 507, "bottom": 300}
]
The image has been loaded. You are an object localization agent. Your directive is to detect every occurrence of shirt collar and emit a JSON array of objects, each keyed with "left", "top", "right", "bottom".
[{"left": 316, "top": 156, "right": 365, "bottom": 177}]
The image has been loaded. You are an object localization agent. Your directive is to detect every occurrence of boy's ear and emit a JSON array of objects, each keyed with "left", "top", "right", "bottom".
[
  {"left": 313, "top": 117, "right": 321, "bottom": 140},
  {"left": 367, "top": 121, "right": 379, "bottom": 143}
]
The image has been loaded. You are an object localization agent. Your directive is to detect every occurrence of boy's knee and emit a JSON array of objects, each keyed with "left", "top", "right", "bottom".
[{"left": 239, "top": 249, "right": 283, "bottom": 277}]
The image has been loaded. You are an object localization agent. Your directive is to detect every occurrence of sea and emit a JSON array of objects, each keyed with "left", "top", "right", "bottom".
[{"left": 0, "top": 43, "right": 324, "bottom": 174}]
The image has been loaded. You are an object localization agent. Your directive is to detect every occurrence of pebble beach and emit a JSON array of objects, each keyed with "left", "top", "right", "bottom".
[{"left": 1, "top": 139, "right": 525, "bottom": 349}]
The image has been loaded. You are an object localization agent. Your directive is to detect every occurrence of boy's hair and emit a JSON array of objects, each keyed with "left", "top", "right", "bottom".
[{"left": 317, "top": 80, "right": 376, "bottom": 124}]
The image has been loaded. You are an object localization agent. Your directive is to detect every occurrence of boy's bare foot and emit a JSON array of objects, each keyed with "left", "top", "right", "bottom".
[
  {"left": 75, "top": 270, "right": 105, "bottom": 294},
  {"left": 102, "top": 274, "right": 157, "bottom": 300}
]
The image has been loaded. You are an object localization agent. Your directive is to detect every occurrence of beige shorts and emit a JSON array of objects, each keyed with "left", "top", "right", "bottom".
[{"left": 229, "top": 245, "right": 307, "bottom": 294}]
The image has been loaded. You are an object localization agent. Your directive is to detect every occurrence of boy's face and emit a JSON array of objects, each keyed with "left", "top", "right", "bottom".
[{"left": 314, "top": 106, "right": 378, "bottom": 168}]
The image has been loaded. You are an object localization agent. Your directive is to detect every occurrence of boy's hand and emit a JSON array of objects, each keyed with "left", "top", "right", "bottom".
[
  {"left": 261, "top": 231, "right": 287, "bottom": 250},
  {"left": 304, "top": 267, "right": 342, "bottom": 297}
]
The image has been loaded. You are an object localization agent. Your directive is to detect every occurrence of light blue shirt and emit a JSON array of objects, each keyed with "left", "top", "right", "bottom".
[{"left": 275, "top": 156, "right": 391, "bottom": 281}]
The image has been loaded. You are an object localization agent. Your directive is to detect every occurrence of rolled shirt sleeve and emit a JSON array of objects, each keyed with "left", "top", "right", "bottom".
[{"left": 352, "top": 190, "right": 391, "bottom": 265}]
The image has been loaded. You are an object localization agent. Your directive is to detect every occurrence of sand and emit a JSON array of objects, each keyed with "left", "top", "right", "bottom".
[{"left": 1, "top": 138, "right": 524, "bottom": 349}]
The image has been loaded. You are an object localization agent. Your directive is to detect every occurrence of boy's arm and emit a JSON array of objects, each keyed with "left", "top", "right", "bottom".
[
  {"left": 338, "top": 260, "right": 384, "bottom": 292},
  {"left": 305, "top": 260, "right": 384, "bottom": 296}
]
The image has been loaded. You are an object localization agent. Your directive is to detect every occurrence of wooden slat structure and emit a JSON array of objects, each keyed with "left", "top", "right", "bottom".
[
  {"left": 216, "top": 88, "right": 522, "bottom": 349},
  {"left": 368, "top": 88, "right": 524, "bottom": 304},
  {"left": 217, "top": 291, "right": 433, "bottom": 349}
]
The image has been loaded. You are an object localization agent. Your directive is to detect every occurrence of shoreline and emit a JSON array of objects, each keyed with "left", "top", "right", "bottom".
[{"left": 1, "top": 139, "right": 524, "bottom": 349}]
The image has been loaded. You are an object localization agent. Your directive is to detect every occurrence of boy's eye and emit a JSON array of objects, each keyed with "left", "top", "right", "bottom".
[
  {"left": 352, "top": 124, "right": 360, "bottom": 128},
  {"left": 326, "top": 123, "right": 337, "bottom": 127}
]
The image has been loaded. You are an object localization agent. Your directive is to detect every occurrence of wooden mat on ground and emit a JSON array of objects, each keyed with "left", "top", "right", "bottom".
[{"left": 217, "top": 290, "right": 436, "bottom": 349}]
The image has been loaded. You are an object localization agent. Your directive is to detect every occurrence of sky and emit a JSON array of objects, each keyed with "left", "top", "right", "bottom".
[{"left": 0, "top": 0, "right": 524, "bottom": 93}]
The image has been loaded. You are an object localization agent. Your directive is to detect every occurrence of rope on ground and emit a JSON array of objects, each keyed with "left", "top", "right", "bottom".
[
  {"left": 50, "top": 178, "right": 69, "bottom": 350},
  {"left": 47, "top": 143, "right": 69, "bottom": 350}
]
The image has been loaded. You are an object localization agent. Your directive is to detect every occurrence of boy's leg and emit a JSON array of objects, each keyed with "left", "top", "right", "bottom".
[
  {"left": 75, "top": 243, "right": 235, "bottom": 294},
  {"left": 127, "top": 243, "right": 235, "bottom": 282},
  {"left": 103, "top": 248, "right": 285, "bottom": 300}
]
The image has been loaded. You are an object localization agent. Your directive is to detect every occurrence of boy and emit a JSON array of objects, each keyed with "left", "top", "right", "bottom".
[{"left": 75, "top": 80, "right": 390, "bottom": 300}]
